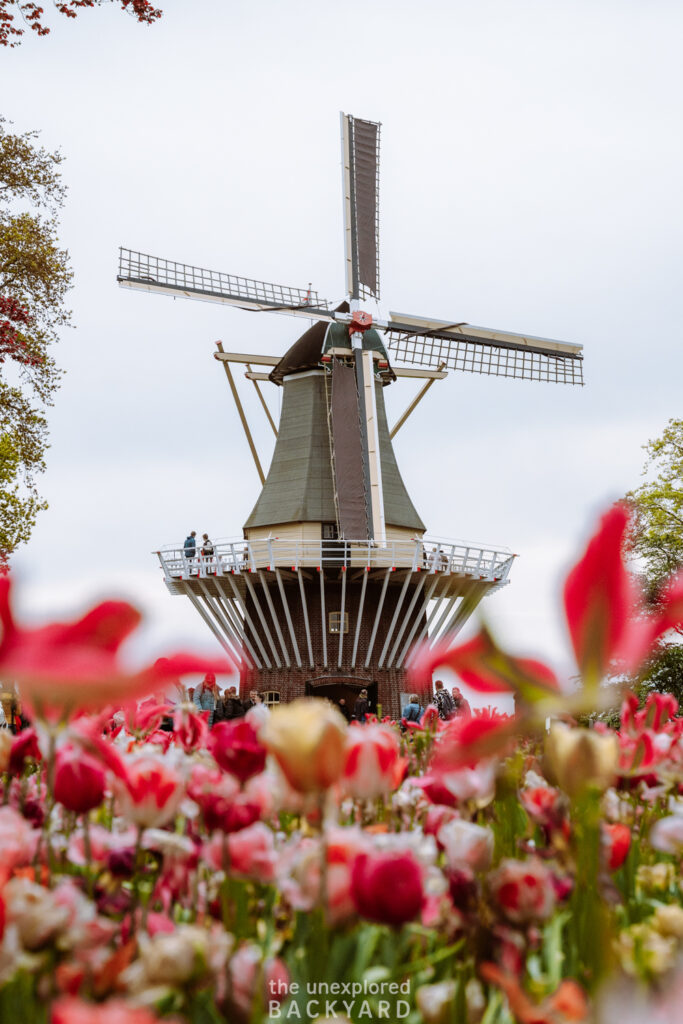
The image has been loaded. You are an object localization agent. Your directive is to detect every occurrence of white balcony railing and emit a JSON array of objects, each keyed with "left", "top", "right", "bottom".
[{"left": 156, "top": 536, "right": 515, "bottom": 585}]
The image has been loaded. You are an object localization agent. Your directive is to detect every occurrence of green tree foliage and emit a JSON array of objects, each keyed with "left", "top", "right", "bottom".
[
  {"left": 638, "top": 643, "right": 683, "bottom": 708},
  {"left": 0, "top": 117, "right": 72, "bottom": 566},
  {"left": 625, "top": 418, "right": 683, "bottom": 705},
  {"left": 0, "top": 1, "right": 162, "bottom": 47},
  {"left": 626, "top": 418, "right": 683, "bottom": 602}
]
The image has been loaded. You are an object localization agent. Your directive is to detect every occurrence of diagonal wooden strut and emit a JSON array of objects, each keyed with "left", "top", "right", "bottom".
[
  {"left": 215, "top": 341, "right": 265, "bottom": 484},
  {"left": 390, "top": 362, "right": 446, "bottom": 439},
  {"left": 246, "top": 363, "right": 278, "bottom": 437}
]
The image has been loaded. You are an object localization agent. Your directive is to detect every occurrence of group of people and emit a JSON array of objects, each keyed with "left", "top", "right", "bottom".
[
  {"left": 183, "top": 531, "right": 214, "bottom": 560},
  {"left": 401, "top": 679, "right": 471, "bottom": 725},
  {"left": 336, "top": 689, "right": 371, "bottom": 724},
  {"left": 184, "top": 673, "right": 268, "bottom": 728}
]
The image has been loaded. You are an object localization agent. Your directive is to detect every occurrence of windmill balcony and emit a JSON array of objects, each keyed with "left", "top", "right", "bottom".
[{"left": 157, "top": 536, "right": 514, "bottom": 586}]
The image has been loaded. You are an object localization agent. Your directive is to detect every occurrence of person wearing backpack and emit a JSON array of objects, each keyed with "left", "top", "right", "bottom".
[
  {"left": 401, "top": 693, "right": 423, "bottom": 725},
  {"left": 434, "top": 679, "right": 455, "bottom": 721}
]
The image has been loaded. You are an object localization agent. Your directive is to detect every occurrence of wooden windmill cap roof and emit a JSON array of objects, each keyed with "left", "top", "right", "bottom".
[{"left": 268, "top": 302, "right": 350, "bottom": 385}]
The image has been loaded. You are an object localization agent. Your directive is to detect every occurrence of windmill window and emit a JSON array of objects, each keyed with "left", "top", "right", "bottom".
[
  {"left": 322, "top": 523, "right": 338, "bottom": 540},
  {"left": 262, "top": 691, "right": 280, "bottom": 708},
  {"left": 329, "top": 611, "right": 349, "bottom": 634}
]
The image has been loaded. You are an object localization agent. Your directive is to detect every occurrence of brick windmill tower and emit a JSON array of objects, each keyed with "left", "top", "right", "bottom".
[{"left": 118, "top": 114, "right": 583, "bottom": 717}]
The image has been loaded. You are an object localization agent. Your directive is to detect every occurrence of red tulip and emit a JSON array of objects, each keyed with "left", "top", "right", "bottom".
[
  {"left": 117, "top": 757, "right": 183, "bottom": 828},
  {"left": 489, "top": 858, "right": 556, "bottom": 923},
  {"left": 351, "top": 849, "right": 424, "bottom": 926},
  {"left": 173, "top": 705, "right": 210, "bottom": 753},
  {"left": 563, "top": 504, "right": 645, "bottom": 686},
  {"left": 411, "top": 625, "right": 560, "bottom": 704},
  {"left": 54, "top": 745, "right": 106, "bottom": 814},
  {"left": 8, "top": 728, "right": 42, "bottom": 775},
  {"left": 343, "top": 725, "right": 405, "bottom": 800},
  {"left": 431, "top": 709, "right": 518, "bottom": 770},
  {"left": 603, "top": 822, "right": 631, "bottom": 871},
  {"left": 209, "top": 720, "right": 267, "bottom": 783},
  {"left": 0, "top": 576, "right": 232, "bottom": 717}
]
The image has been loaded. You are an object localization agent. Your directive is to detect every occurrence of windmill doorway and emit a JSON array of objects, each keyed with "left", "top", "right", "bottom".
[{"left": 305, "top": 678, "right": 378, "bottom": 716}]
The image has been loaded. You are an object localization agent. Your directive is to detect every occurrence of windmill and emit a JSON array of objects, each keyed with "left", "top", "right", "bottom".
[{"left": 118, "top": 114, "right": 583, "bottom": 716}]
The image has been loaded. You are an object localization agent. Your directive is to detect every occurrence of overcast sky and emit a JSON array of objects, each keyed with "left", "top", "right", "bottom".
[{"left": 2, "top": 0, "right": 682, "bottom": 701}]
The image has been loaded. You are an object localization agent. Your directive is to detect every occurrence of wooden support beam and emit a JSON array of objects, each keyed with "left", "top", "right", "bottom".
[
  {"left": 337, "top": 567, "right": 347, "bottom": 669},
  {"left": 247, "top": 364, "right": 278, "bottom": 437},
  {"left": 365, "top": 569, "right": 391, "bottom": 668},
  {"left": 243, "top": 574, "right": 282, "bottom": 668},
  {"left": 214, "top": 350, "right": 279, "bottom": 365},
  {"left": 215, "top": 342, "right": 265, "bottom": 484},
  {"left": 390, "top": 362, "right": 446, "bottom": 439},
  {"left": 394, "top": 367, "right": 447, "bottom": 379},
  {"left": 298, "top": 569, "right": 314, "bottom": 668},
  {"left": 351, "top": 568, "right": 368, "bottom": 669},
  {"left": 319, "top": 569, "right": 328, "bottom": 668},
  {"left": 225, "top": 574, "right": 272, "bottom": 668}
]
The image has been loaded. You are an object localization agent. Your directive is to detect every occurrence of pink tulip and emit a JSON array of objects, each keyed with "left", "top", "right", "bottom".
[
  {"left": 343, "top": 724, "right": 406, "bottom": 800},
  {"left": 52, "top": 997, "right": 161, "bottom": 1024}
]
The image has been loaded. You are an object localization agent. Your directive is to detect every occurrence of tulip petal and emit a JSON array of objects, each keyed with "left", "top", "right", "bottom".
[
  {"left": 563, "top": 505, "right": 643, "bottom": 688},
  {"left": 412, "top": 626, "right": 560, "bottom": 704}
]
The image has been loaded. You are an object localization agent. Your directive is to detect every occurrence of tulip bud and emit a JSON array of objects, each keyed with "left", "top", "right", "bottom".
[
  {"left": 544, "top": 723, "right": 617, "bottom": 798},
  {"left": 54, "top": 746, "right": 106, "bottom": 814},
  {"left": 261, "top": 699, "right": 347, "bottom": 794},
  {"left": 351, "top": 849, "right": 424, "bottom": 926},
  {"left": 209, "top": 719, "right": 266, "bottom": 783}
]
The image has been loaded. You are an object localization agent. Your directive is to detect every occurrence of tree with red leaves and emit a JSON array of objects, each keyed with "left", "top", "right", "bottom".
[
  {"left": 0, "top": 0, "right": 162, "bottom": 47},
  {"left": 0, "top": 117, "right": 71, "bottom": 565}
]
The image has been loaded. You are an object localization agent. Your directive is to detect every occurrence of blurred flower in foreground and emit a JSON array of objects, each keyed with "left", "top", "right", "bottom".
[
  {"left": 545, "top": 723, "right": 618, "bottom": 798},
  {"left": 51, "top": 997, "right": 162, "bottom": 1023},
  {"left": 412, "top": 505, "right": 683, "bottom": 712},
  {"left": 261, "top": 698, "right": 347, "bottom": 794},
  {"left": 0, "top": 576, "right": 232, "bottom": 717}
]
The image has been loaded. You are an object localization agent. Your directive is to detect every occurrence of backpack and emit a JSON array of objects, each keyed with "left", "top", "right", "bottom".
[{"left": 436, "top": 689, "right": 455, "bottom": 720}]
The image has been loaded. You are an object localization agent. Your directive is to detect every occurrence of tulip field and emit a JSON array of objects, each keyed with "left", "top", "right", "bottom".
[{"left": 1, "top": 504, "right": 683, "bottom": 1023}]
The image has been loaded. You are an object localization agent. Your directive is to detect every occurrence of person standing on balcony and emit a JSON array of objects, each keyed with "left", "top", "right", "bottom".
[
  {"left": 201, "top": 533, "right": 214, "bottom": 557},
  {"left": 184, "top": 531, "right": 197, "bottom": 561}
]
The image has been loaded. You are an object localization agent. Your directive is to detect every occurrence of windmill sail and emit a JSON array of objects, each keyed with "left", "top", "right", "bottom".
[
  {"left": 384, "top": 312, "right": 584, "bottom": 385},
  {"left": 117, "top": 247, "right": 335, "bottom": 320},
  {"left": 330, "top": 359, "right": 370, "bottom": 539},
  {"left": 341, "top": 114, "right": 381, "bottom": 301}
]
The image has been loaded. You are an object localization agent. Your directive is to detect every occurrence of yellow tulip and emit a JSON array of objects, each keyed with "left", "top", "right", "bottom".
[
  {"left": 261, "top": 699, "right": 347, "bottom": 794},
  {"left": 544, "top": 723, "right": 618, "bottom": 797}
]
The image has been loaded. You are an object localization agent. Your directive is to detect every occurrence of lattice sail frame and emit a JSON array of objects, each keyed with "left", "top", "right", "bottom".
[
  {"left": 385, "top": 328, "right": 584, "bottom": 385},
  {"left": 118, "top": 247, "right": 332, "bottom": 313}
]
